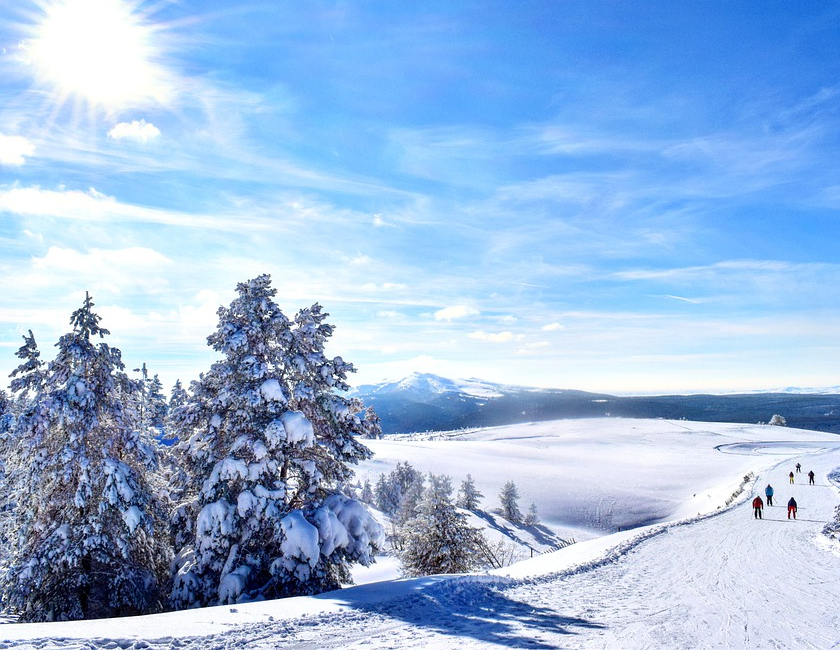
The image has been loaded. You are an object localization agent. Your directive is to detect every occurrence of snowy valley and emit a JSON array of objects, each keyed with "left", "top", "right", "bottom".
[{"left": 4, "top": 417, "right": 840, "bottom": 649}]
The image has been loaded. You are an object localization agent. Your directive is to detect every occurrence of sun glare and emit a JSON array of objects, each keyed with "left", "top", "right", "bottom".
[{"left": 27, "top": 0, "right": 170, "bottom": 111}]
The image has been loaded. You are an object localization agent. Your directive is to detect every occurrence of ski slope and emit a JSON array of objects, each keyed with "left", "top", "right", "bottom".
[{"left": 2, "top": 419, "right": 840, "bottom": 649}]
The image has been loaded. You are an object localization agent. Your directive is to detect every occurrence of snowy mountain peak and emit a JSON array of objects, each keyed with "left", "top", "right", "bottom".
[{"left": 358, "top": 372, "right": 506, "bottom": 399}]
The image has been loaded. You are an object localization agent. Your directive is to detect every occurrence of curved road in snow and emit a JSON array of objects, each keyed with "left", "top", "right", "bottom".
[{"left": 4, "top": 441, "right": 840, "bottom": 650}]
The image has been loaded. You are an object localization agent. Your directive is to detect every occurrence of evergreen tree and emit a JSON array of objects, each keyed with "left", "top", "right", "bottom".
[
  {"left": 360, "top": 479, "right": 374, "bottom": 505},
  {"left": 456, "top": 474, "right": 483, "bottom": 510},
  {"left": 399, "top": 474, "right": 484, "bottom": 577},
  {"left": 524, "top": 502, "right": 540, "bottom": 526},
  {"left": 499, "top": 481, "right": 522, "bottom": 523},
  {"left": 169, "top": 275, "right": 383, "bottom": 608},
  {"left": 164, "top": 379, "right": 190, "bottom": 442},
  {"left": 373, "top": 462, "right": 424, "bottom": 518},
  {"left": 147, "top": 373, "right": 168, "bottom": 431},
  {"left": 0, "top": 390, "right": 15, "bottom": 558},
  {"left": 168, "top": 379, "right": 189, "bottom": 415},
  {"left": 130, "top": 364, "right": 168, "bottom": 436},
  {"left": 360, "top": 406, "right": 382, "bottom": 439},
  {"left": 373, "top": 474, "right": 397, "bottom": 515},
  {"left": 2, "top": 295, "right": 171, "bottom": 621}
]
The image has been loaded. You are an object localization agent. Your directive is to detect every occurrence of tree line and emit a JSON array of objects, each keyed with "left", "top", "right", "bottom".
[{"left": 0, "top": 275, "right": 383, "bottom": 622}]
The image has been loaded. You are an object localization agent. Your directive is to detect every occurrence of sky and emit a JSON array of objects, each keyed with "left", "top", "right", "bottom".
[{"left": 1, "top": 1, "right": 840, "bottom": 395}]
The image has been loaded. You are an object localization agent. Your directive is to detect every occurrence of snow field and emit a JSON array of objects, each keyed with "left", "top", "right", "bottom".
[{"left": 3, "top": 418, "right": 840, "bottom": 649}]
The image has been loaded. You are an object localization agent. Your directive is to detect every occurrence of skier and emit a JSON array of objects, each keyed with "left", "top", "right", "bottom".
[
  {"left": 765, "top": 483, "right": 774, "bottom": 506},
  {"left": 796, "top": 462, "right": 801, "bottom": 473},
  {"left": 789, "top": 471, "right": 795, "bottom": 484},
  {"left": 752, "top": 495, "right": 764, "bottom": 519},
  {"left": 787, "top": 496, "right": 798, "bottom": 520},
  {"left": 808, "top": 470, "right": 815, "bottom": 485}
]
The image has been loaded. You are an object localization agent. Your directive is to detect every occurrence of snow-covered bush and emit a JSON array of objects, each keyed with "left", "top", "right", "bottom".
[
  {"left": 1, "top": 295, "right": 171, "bottom": 621},
  {"left": 769, "top": 414, "right": 787, "bottom": 426},
  {"left": 169, "top": 275, "right": 383, "bottom": 608}
]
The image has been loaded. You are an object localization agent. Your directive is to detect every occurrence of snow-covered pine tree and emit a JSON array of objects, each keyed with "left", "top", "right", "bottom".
[
  {"left": 163, "top": 379, "right": 190, "bottom": 443},
  {"left": 8, "top": 329, "right": 45, "bottom": 402},
  {"left": 0, "top": 331, "right": 45, "bottom": 578},
  {"left": 168, "top": 379, "right": 189, "bottom": 415},
  {"left": 147, "top": 373, "right": 168, "bottom": 432},
  {"left": 360, "top": 479, "right": 374, "bottom": 505},
  {"left": 373, "top": 461, "right": 424, "bottom": 517},
  {"left": 360, "top": 406, "right": 382, "bottom": 439},
  {"left": 129, "top": 364, "right": 168, "bottom": 437},
  {"left": 0, "top": 390, "right": 15, "bottom": 568},
  {"left": 169, "top": 275, "right": 383, "bottom": 608},
  {"left": 399, "top": 473, "right": 484, "bottom": 577},
  {"left": 524, "top": 502, "right": 540, "bottom": 526},
  {"left": 499, "top": 480, "right": 522, "bottom": 523},
  {"left": 456, "top": 473, "right": 483, "bottom": 510},
  {"left": 2, "top": 294, "right": 171, "bottom": 621}
]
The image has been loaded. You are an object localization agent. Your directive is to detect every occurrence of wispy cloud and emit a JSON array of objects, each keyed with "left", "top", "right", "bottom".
[
  {"left": 0, "top": 185, "right": 289, "bottom": 231},
  {"left": 661, "top": 295, "right": 702, "bottom": 304}
]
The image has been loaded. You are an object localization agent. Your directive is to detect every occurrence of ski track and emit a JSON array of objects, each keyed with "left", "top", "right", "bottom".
[{"left": 5, "top": 442, "right": 840, "bottom": 650}]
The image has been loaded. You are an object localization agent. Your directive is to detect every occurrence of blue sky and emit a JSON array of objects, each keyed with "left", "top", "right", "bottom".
[{"left": 1, "top": 1, "right": 840, "bottom": 394}]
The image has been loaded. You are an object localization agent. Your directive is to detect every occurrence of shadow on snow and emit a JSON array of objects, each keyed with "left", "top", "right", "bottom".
[{"left": 339, "top": 577, "right": 605, "bottom": 648}]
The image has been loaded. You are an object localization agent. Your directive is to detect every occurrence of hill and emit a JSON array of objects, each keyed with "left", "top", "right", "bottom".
[
  {"left": 349, "top": 372, "right": 840, "bottom": 434},
  {"left": 3, "top": 418, "right": 840, "bottom": 648}
]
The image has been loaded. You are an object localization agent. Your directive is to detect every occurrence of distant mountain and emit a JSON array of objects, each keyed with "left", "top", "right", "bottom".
[{"left": 349, "top": 372, "right": 840, "bottom": 435}]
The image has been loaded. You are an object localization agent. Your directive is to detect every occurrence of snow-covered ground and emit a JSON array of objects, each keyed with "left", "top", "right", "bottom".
[{"left": 3, "top": 418, "right": 840, "bottom": 649}]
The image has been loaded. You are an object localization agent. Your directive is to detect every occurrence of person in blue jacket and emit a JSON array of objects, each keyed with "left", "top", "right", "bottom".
[{"left": 765, "top": 483, "right": 774, "bottom": 506}]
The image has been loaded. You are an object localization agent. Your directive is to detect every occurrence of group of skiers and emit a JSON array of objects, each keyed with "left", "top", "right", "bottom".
[{"left": 752, "top": 464, "right": 815, "bottom": 520}]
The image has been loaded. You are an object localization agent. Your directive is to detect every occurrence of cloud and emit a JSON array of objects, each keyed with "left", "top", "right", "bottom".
[
  {"left": 372, "top": 213, "right": 395, "bottom": 227},
  {"left": 107, "top": 119, "right": 161, "bottom": 143},
  {"left": 0, "top": 133, "right": 35, "bottom": 166},
  {"left": 469, "top": 330, "right": 514, "bottom": 343},
  {"left": 0, "top": 186, "right": 277, "bottom": 231},
  {"left": 662, "top": 295, "right": 702, "bottom": 304},
  {"left": 25, "top": 246, "right": 173, "bottom": 296},
  {"left": 362, "top": 282, "right": 408, "bottom": 292},
  {"left": 542, "top": 322, "right": 563, "bottom": 331},
  {"left": 434, "top": 305, "right": 479, "bottom": 321}
]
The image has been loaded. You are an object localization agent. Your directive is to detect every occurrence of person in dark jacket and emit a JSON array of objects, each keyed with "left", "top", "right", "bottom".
[
  {"left": 765, "top": 484, "right": 774, "bottom": 506},
  {"left": 808, "top": 470, "right": 815, "bottom": 485},
  {"left": 789, "top": 471, "right": 795, "bottom": 484},
  {"left": 796, "top": 462, "right": 801, "bottom": 473},
  {"left": 752, "top": 496, "right": 764, "bottom": 519},
  {"left": 787, "top": 497, "right": 798, "bottom": 519}
]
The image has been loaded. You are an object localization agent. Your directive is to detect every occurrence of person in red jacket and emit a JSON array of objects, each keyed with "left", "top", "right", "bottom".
[{"left": 752, "top": 495, "right": 764, "bottom": 519}]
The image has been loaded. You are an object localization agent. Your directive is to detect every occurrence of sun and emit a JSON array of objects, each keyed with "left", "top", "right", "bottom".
[{"left": 26, "top": 0, "right": 171, "bottom": 112}]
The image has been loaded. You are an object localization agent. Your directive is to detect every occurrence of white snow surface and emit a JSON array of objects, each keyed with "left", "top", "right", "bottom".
[{"left": 4, "top": 418, "right": 840, "bottom": 649}]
